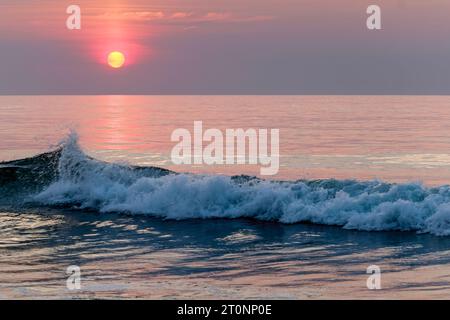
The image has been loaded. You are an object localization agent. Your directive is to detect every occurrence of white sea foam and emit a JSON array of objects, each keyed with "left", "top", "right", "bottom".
[{"left": 30, "top": 132, "right": 450, "bottom": 236}]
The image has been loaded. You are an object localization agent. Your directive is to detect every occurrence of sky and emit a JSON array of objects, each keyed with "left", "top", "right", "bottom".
[{"left": 1, "top": 0, "right": 450, "bottom": 94}]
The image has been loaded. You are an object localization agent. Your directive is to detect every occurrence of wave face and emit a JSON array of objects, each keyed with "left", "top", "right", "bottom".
[{"left": 3, "top": 133, "right": 450, "bottom": 236}]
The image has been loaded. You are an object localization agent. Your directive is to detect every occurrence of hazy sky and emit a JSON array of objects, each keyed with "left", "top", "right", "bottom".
[{"left": 1, "top": 0, "right": 450, "bottom": 94}]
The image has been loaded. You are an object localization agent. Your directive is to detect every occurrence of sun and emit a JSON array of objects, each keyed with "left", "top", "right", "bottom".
[{"left": 107, "top": 51, "right": 125, "bottom": 69}]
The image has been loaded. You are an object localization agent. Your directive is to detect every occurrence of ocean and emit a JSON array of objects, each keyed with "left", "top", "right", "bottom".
[{"left": 2, "top": 95, "right": 450, "bottom": 299}]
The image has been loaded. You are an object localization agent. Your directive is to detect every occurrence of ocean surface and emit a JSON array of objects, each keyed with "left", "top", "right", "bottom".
[{"left": 2, "top": 95, "right": 450, "bottom": 299}]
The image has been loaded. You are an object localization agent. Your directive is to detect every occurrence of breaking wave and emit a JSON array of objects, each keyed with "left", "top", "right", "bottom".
[{"left": 2, "top": 132, "right": 450, "bottom": 236}]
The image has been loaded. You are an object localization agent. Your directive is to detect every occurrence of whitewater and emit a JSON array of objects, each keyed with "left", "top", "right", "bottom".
[{"left": 1, "top": 133, "right": 450, "bottom": 236}]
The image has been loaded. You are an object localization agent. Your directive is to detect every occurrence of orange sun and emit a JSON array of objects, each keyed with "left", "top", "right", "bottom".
[{"left": 107, "top": 51, "right": 125, "bottom": 68}]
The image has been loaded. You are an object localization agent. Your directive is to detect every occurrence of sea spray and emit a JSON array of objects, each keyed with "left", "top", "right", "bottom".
[{"left": 3, "top": 133, "right": 450, "bottom": 236}]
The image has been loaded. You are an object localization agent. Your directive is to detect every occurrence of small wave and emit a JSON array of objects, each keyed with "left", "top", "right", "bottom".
[{"left": 2, "top": 132, "right": 450, "bottom": 236}]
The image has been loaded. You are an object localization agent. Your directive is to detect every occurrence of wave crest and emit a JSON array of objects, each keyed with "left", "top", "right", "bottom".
[{"left": 3, "top": 133, "right": 450, "bottom": 236}]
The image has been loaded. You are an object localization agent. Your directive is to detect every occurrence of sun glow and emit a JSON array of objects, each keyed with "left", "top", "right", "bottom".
[{"left": 107, "top": 51, "right": 125, "bottom": 68}]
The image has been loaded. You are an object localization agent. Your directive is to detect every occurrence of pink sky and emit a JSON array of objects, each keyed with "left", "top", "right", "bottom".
[{"left": 1, "top": 0, "right": 450, "bottom": 94}]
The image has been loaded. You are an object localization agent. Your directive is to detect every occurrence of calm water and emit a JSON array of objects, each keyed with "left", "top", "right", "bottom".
[
  {"left": 2, "top": 95, "right": 450, "bottom": 299},
  {"left": 1, "top": 95, "right": 450, "bottom": 184},
  {"left": 2, "top": 209, "right": 450, "bottom": 299}
]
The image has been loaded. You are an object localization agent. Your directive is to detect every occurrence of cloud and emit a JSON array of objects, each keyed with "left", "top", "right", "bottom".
[
  {"left": 124, "top": 11, "right": 165, "bottom": 19},
  {"left": 94, "top": 10, "right": 275, "bottom": 25},
  {"left": 170, "top": 12, "right": 194, "bottom": 19},
  {"left": 201, "top": 12, "right": 273, "bottom": 22}
]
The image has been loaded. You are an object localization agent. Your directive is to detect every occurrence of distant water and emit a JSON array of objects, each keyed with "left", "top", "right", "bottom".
[
  {"left": 2, "top": 95, "right": 450, "bottom": 184},
  {"left": 2, "top": 95, "right": 450, "bottom": 299}
]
